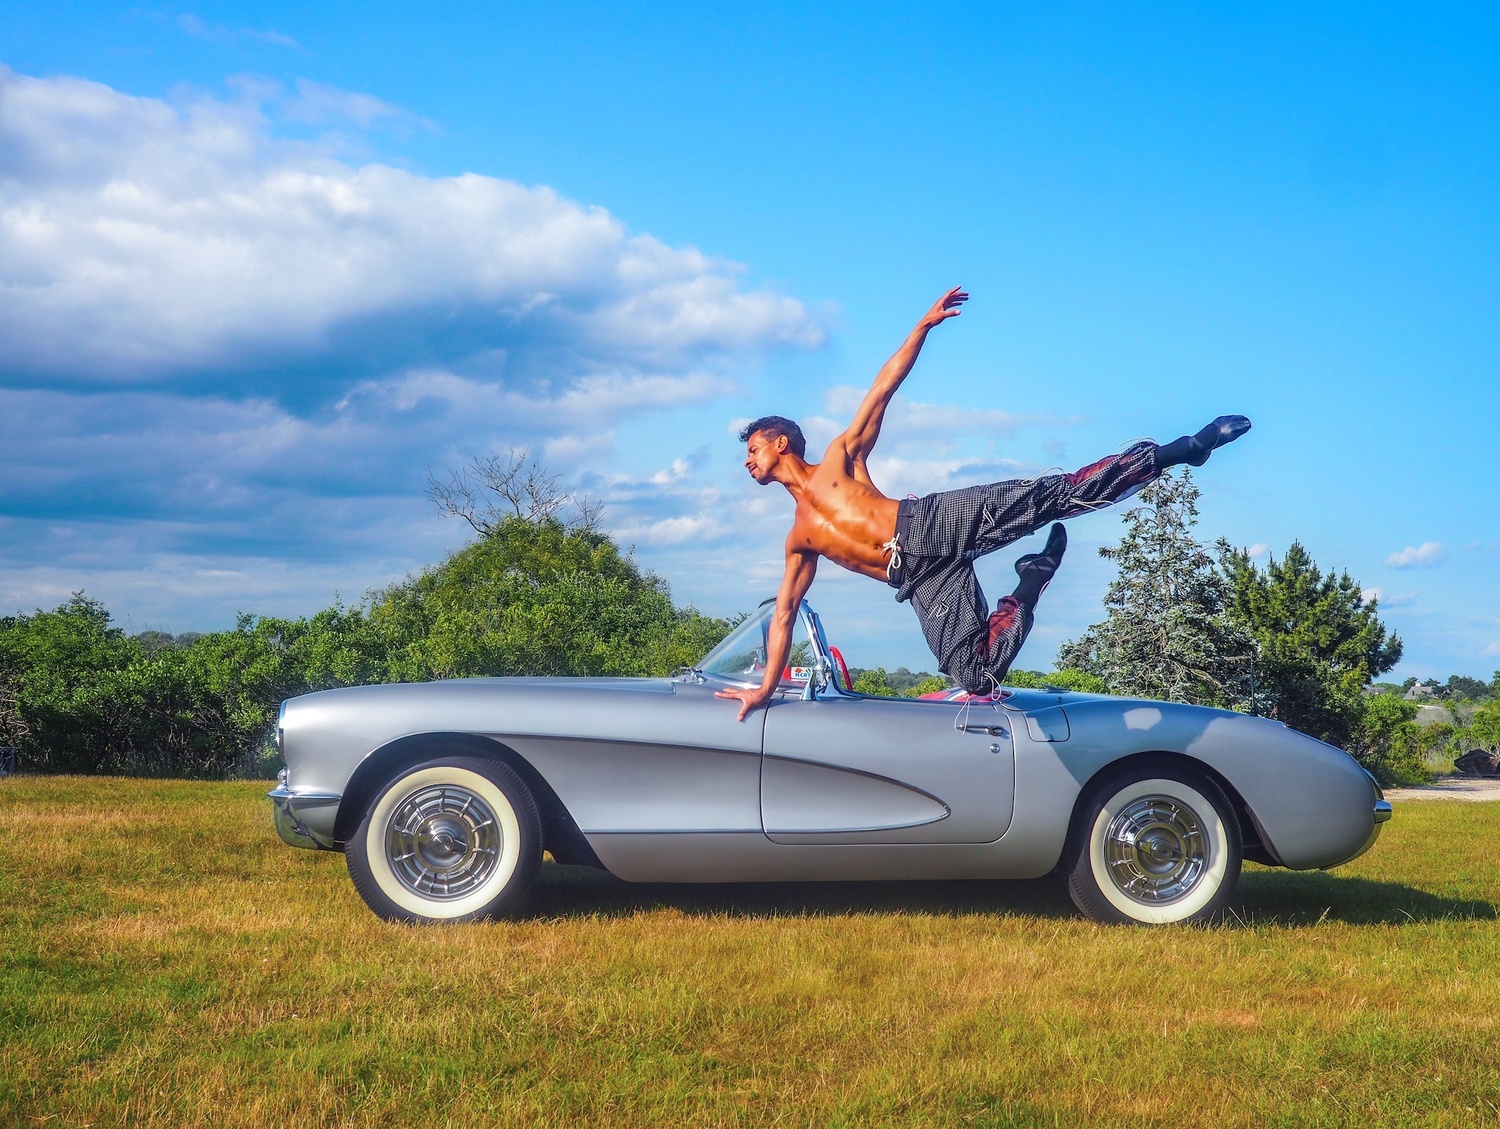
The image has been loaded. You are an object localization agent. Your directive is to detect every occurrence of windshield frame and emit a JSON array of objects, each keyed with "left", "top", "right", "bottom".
[
  {"left": 687, "top": 598, "right": 1014, "bottom": 705},
  {"left": 691, "top": 598, "right": 847, "bottom": 698}
]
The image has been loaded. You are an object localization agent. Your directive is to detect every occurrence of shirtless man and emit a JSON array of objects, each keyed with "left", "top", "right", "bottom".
[{"left": 716, "top": 286, "right": 1251, "bottom": 720}]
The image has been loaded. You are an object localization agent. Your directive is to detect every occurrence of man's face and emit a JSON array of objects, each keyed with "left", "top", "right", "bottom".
[{"left": 743, "top": 430, "right": 785, "bottom": 485}]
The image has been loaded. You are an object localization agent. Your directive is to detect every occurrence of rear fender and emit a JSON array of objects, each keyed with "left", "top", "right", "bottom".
[{"left": 1054, "top": 702, "right": 1377, "bottom": 870}]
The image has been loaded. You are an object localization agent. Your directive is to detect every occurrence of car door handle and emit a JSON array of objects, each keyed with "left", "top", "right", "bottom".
[{"left": 960, "top": 725, "right": 1008, "bottom": 737}]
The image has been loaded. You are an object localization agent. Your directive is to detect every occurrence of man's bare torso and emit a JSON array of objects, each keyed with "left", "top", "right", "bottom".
[{"left": 786, "top": 439, "right": 901, "bottom": 580}]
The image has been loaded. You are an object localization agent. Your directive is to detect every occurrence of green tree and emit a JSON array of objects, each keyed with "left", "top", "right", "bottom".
[
  {"left": 1347, "top": 692, "right": 1425, "bottom": 784},
  {"left": 0, "top": 595, "right": 137, "bottom": 772},
  {"left": 1004, "top": 668, "right": 1108, "bottom": 693},
  {"left": 1442, "top": 674, "right": 1491, "bottom": 702},
  {"left": 906, "top": 675, "right": 950, "bottom": 697},
  {"left": 366, "top": 515, "right": 730, "bottom": 680},
  {"left": 1059, "top": 470, "right": 1254, "bottom": 707},
  {"left": 1470, "top": 698, "right": 1500, "bottom": 749},
  {"left": 1222, "top": 541, "right": 1401, "bottom": 749},
  {"left": 852, "top": 667, "right": 899, "bottom": 697},
  {"left": 0, "top": 513, "right": 734, "bottom": 777},
  {"left": 1350, "top": 692, "right": 1428, "bottom": 779},
  {"left": 1039, "top": 668, "right": 1110, "bottom": 694}
]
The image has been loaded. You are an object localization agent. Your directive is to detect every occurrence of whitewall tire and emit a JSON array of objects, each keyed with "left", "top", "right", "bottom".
[
  {"left": 347, "top": 756, "right": 541, "bottom": 923},
  {"left": 1067, "top": 766, "right": 1241, "bottom": 925}
]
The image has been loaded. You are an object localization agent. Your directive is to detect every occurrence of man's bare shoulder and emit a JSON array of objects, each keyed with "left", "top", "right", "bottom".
[{"left": 817, "top": 434, "right": 857, "bottom": 473}]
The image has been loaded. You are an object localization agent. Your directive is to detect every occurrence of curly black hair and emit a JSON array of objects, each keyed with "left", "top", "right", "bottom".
[{"left": 738, "top": 415, "right": 805, "bottom": 459}]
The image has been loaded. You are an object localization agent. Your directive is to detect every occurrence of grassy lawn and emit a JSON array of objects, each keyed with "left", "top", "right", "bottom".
[{"left": 2, "top": 778, "right": 1498, "bottom": 1128}]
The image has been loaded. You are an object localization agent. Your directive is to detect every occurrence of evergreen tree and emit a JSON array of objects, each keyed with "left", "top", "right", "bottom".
[
  {"left": 1222, "top": 541, "right": 1401, "bottom": 748},
  {"left": 1059, "top": 470, "right": 1254, "bottom": 707}
]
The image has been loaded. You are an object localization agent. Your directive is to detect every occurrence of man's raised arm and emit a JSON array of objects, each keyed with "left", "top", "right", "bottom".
[
  {"left": 715, "top": 548, "right": 818, "bottom": 722},
  {"left": 841, "top": 286, "right": 968, "bottom": 462}
]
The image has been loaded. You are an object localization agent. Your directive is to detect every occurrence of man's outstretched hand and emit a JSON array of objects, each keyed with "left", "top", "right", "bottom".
[
  {"left": 716, "top": 685, "right": 772, "bottom": 722},
  {"left": 921, "top": 286, "right": 969, "bottom": 329}
]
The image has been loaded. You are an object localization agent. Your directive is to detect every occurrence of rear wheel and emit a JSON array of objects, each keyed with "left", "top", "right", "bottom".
[
  {"left": 346, "top": 756, "right": 541, "bottom": 923},
  {"left": 1067, "top": 764, "right": 1241, "bottom": 925}
]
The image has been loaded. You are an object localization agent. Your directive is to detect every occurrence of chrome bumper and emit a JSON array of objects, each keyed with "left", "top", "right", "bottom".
[
  {"left": 1336, "top": 775, "right": 1392, "bottom": 867},
  {"left": 268, "top": 771, "right": 341, "bottom": 851}
]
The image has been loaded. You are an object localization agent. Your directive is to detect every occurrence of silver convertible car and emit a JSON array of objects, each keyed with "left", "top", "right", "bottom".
[{"left": 269, "top": 599, "right": 1391, "bottom": 926}]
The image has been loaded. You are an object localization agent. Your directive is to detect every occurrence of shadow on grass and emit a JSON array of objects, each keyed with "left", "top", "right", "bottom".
[
  {"left": 523, "top": 861, "right": 1496, "bottom": 927},
  {"left": 1232, "top": 867, "right": 1496, "bottom": 926},
  {"left": 526, "top": 863, "right": 1077, "bottom": 921}
]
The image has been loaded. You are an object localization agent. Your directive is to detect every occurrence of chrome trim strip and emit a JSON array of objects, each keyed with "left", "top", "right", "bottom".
[
  {"left": 581, "top": 827, "right": 763, "bottom": 835},
  {"left": 268, "top": 784, "right": 341, "bottom": 807},
  {"left": 1373, "top": 799, "right": 1392, "bottom": 824}
]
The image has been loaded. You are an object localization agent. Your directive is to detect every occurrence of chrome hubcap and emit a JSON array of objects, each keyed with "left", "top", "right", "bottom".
[
  {"left": 1103, "top": 795, "right": 1208, "bottom": 904},
  {"left": 386, "top": 785, "right": 503, "bottom": 899}
]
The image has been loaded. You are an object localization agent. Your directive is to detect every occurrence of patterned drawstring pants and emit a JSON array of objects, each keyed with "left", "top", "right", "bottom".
[{"left": 886, "top": 441, "right": 1158, "bottom": 694}]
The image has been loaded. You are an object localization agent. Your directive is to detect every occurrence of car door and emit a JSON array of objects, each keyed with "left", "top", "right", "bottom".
[{"left": 760, "top": 693, "right": 1016, "bottom": 843}]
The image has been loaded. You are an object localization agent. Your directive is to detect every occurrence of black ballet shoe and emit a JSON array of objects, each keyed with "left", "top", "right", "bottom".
[
  {"left": 1158, "top": 414, "right": 1252, "bottom": 468},
  {"left": 1013, "top": 523, "right": 1067, "bottom": 607}
]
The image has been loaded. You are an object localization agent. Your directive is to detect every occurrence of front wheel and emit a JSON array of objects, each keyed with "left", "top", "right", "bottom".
[
  {"left": 1066, "top": 765, "right": 1242, "bottom": 925},
  {"left": 347, "top": 756, "right": 542, "bottom": 923}
]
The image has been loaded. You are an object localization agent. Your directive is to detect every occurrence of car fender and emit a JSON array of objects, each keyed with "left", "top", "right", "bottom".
[{"left": 1017, "top": 699, "right": 1378, "bottom": 870}]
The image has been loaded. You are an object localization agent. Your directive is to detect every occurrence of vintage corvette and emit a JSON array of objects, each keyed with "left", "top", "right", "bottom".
[{"left": 269, "top": 598, "right": 1391, "bottom": 926}]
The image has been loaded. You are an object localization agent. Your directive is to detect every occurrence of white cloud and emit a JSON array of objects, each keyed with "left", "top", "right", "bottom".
[
  {"left": 612, "top": 514, "right": 731, "bottom": 547},
  {"left": 1386, "top": 542, "right": 1444, "bottom": 569},
  {"left": 177, "top": 14, "right": 302, "bottom": 50},
  {"left": 345, "top": 367, "right": 736, "bottom": 434},
  {"left": 1482, "top": 642, "right": 1500, "bottom": 657},
  {"left": 1245, "top": 543, "right": 1270, "bottom": 559},
  {"left": 0, "top": 67, "right": 827, "bottom": 630},
  {"left": 1361, "top": 587, "right": 1417, "bottom": 608},
  {"left": 820, "top": 385, "right": 1080, "bottom": 436},
  {"left": 0, "top": 67, "right": 821, "bottom": 383},
  {"left": 806, "top": 387, "right": 1081, "bottom": 455},
  {"left": 279, "top": 79, "right": 422, "bottom": 129},
  {"left": 864, "top": 454, "right": 1035, "bottom": 499}
]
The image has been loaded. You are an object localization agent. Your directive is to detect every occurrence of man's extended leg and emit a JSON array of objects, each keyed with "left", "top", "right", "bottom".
[
  {"left": 891, "top": 414, "right": 1250, "bottom": 691},
  {"left": 950, "top": 441, "right": 1158, "bottom": 560},
  {"left": 903, "top": 415, "right": 1252, "bottom": 562}
]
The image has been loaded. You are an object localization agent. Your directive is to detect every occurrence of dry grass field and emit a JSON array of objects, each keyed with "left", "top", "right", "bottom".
[{"left": 2, "top": 776, "right": 1498, "bottom": 1128}]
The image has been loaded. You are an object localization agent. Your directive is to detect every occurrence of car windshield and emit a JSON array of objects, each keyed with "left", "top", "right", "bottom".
[
  {"left": 693, "top": 601, "right": 995, "bottom": 701},
  {"left": 697, "top": 602, "right": 815, "bottom": 689}
]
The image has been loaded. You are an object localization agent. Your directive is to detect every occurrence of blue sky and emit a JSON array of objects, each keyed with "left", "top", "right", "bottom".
[{"left": 1, "top": 2, "right": 1496, "bottom": 680}]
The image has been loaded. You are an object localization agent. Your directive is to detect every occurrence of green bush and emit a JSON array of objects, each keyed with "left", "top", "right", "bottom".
[
  {"left": 852, "top": 667, "right": 899, "bottom": 697},
  {"left": 1002, "top": 668, "right": 1108, "bottom": 694},
  {"left": 0, "top": 518, "right": 733, "bottom": 779},
  {"left": 1348, "top": 693, "right": 1426, "bottom": 785}
]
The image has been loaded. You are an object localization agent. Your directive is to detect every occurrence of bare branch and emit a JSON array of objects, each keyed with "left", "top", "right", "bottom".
[
  {"left": 426, "top": 466, "right": 490, "bottom": 536},
  {"left": 427, "top": 449, "right": 603, "bottom": 535},
  {"left": 0, "top": 683, "right": 29, "bottom": 748}
]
